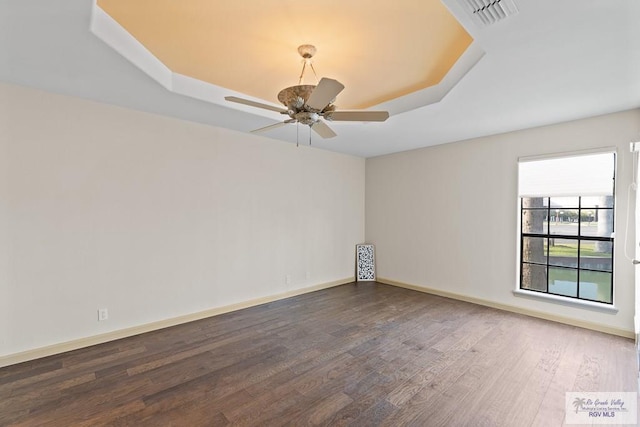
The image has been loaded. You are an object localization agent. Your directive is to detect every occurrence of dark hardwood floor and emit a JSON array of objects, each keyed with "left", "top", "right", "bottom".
[{"left": 1, "top": 282, "right": 637, "bottom": 426}]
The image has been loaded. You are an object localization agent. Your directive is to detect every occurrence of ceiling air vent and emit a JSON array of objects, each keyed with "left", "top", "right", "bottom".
[{"left": 458, "top": 0, "right": 519, "bottom": 27}]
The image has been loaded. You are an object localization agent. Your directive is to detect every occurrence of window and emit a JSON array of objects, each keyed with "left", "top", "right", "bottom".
[{"left": 518, "top": 151, "right": 615, "bottom": 304}]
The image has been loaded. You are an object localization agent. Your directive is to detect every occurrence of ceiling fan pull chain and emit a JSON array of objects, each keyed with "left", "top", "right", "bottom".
[{"left": 296, "top": 123, "right": 299, "bottom": 147}]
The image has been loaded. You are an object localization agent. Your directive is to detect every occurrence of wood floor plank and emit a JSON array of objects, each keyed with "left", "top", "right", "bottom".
[
  {"left": 0, "top": 282, "right": 636, "bottom": 426},
  {"left": 404, "top": 314, "right": 527, "bottom": 426},
  {"left": 287, "top": 391, "right": 354, "bottom": 426},
  {"left": 326, "top": 371, "right": 391, "bottom": 426}
]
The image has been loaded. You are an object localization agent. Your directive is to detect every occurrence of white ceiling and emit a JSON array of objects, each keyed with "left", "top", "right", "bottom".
[{"left": 1, "top": 0, "right": 639, "bottom": 158}]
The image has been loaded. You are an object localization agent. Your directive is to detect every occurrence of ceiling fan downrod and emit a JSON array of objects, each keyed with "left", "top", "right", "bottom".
[{"left": 297, "top": 44, "right": 318, "bottom": 85}]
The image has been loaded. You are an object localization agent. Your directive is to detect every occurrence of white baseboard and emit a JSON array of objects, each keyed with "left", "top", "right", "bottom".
[
  {"left": 378, "top": 277, "right": 634, "bottom": 339},
  {"left": 5, "top": 276, "right": 630, "bottom": 369},
  {"left": 0, "top": 277, "right": 354, "bottom": 368}
]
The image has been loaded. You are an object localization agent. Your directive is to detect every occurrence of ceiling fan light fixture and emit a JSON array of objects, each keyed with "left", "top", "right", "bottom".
[{"left": 295, "top": 111, "right": 319, "bottom": 126}]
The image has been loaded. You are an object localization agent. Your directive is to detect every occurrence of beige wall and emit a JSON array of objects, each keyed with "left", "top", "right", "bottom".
[
  {"left": 0, "top": 92, "right": 8, "bottom": 353},
  {"left": 2, "top": 80, "right": 637, "bottom": 361},
  {"left": 0, "top": 83, "right": 365, "bottom": 358},
  {"left": 366, "top": 109, "right": 640, "bottom": 333}
]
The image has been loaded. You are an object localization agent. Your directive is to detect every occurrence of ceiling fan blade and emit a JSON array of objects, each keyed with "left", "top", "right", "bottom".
[
  {"left": 306, "top": 78, "right": 345, "bottom": 111},
  {"left": 328, "top": 111, "right": 390, "bottom": 122},
  {"left": 225, "top": 96, "right": 287, "bottom": 114},
  {"left": 250, "top": 121, "right": 291, "bottom": 134},
  {"left": 311, "top": 120, "right": 337, "bottom": 139}
]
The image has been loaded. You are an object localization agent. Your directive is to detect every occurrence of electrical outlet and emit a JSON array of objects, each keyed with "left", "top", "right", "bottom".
[
  {"left": 306, "top": 271, "right": 311, "bottom": 280},
  {"left": 98, "top": 308, "right": 108, "bottom": 321},
  {"left": 285, "top": 275, "right": 292, "bottom": 285}
]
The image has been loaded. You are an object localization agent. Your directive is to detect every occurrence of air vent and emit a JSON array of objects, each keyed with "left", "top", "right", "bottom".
[{"left": 458, "top": 0, "right": 519, "bottom": 27}]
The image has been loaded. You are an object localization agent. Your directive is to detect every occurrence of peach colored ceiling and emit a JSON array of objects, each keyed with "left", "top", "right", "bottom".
[{"left": 97, "top": 0, "right": 472, "bottom": 109}]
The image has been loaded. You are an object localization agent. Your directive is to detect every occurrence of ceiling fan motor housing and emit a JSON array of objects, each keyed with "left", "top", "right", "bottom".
[
  {"left": 278, "top": 84, "right": 331, "bottom": 123},
  {"left": 278, "top": 85, "right": 315, "bottom": 109}
]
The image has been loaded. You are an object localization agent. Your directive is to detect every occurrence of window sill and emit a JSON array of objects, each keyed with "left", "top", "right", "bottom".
[{"left": 512, "top": 289, "right": 619, "bottom": 313}]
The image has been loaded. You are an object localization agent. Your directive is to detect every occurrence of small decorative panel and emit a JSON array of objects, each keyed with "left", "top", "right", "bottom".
[{"left": 356, "top": 244, "right": 376, "bottom": 281}]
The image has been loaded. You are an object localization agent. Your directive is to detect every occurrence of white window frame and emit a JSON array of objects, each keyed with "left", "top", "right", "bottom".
[{"left": 514, "top": 147, "right": 618, "bottom": 313}]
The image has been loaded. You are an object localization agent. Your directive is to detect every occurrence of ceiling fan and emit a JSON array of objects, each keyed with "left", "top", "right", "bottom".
[{"left": 225, "top": 45, "right": 389, "bottom": 140}]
